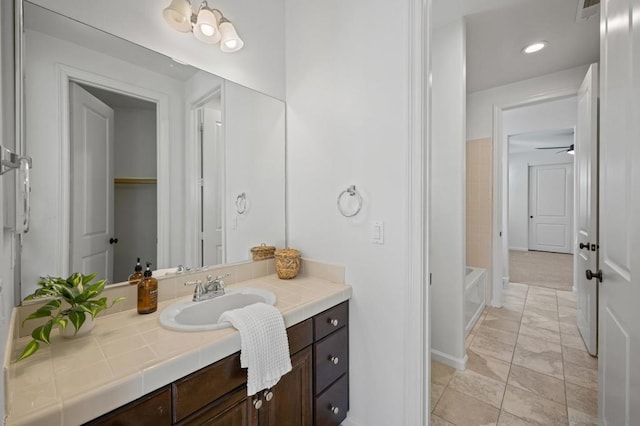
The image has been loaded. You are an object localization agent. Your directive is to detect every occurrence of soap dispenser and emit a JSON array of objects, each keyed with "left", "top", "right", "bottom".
[
  {"left": 128, "top": 257, "right": 143, "bottom": 286},
  {"left": 137, "top": 262, "right": 158, "bottom": 314}
]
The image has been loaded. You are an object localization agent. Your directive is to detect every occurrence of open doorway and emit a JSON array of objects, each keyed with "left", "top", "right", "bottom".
[
  {"left": 70, "top": 82, "right": 157, "bottom": 283},
  {"left": 504, "top": 97, "right": 577, "bottom": 293}
]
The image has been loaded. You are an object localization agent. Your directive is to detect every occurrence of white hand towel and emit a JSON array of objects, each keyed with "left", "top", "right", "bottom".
[{"left": 220, "top": 302, "right": 292, "bottom": 396}]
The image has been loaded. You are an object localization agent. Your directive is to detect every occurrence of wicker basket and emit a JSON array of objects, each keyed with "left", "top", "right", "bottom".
[
  {"left": 274, "top": 248, "right": 301, "bottom": 279},
  {"left": 250, "top": 244, "right": 276, "bottom": 261}
]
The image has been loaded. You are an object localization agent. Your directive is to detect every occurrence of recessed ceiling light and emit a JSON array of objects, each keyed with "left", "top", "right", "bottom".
[{"left": 522, "top": 41, "right": 547, "bottom": 54}]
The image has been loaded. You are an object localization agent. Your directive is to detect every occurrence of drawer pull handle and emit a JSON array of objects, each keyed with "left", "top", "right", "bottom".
[
  {"left": 330, "top": 405, "right": 340, "bottom": 415},
  {"left": 253, "top": 399, "right": 263, "bottom": 410},
  {"left": 328, "top": 318, "right": 339, "bottom": 327},
  {"left": 329, "top": 355, "right": 339, "bottom": 365},
  {"left": 264, "top": 390, "right": 273, "bottom": 401}
]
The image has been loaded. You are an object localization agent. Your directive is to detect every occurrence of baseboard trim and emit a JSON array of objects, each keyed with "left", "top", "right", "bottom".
[
  {"left": 431, "top": 349, "right": 468, "bottom": 370},
  {"left": 509, "top": 247, "right": 529, "bottom": 251},
  {"left": 502, "top": 276, "right": 509, "bottom": 288}
]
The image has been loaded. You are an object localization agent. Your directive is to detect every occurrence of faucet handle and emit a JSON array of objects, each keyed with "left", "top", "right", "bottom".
[
  {"left": 215, "top": 273, "right": 231, "bottom": 281},
  {"left": 185, "top": 280, "right": 204, "bottom": 301}
]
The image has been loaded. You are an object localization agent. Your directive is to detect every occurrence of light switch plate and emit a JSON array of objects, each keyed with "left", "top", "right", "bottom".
[{"left": 371, "top": 221, "right": 384, "bottom": 244}]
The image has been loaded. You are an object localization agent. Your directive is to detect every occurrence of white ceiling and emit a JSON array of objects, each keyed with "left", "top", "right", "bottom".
[{"left": 435, "top": 0, "right": 600, "bottom": 93}]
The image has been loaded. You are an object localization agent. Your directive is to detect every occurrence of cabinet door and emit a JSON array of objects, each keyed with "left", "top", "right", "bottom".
[
  {"left": 178, "top": 387, "right": 258, "bottom": 426},
  {"left": 84, "top": 386, "right": 171, "bottom": 426},
  {"left": 261, "top": 346, "right": 312, "bottom": 426}
]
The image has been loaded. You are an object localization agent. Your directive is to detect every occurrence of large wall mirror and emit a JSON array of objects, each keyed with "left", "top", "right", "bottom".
[{"left": 19, "top": 2, "right": 286, "bottom": 300}]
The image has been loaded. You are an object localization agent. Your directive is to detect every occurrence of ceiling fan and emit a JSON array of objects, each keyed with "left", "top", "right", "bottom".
[{"left": 536, "top": 144, "right": 574, "bottom": 155}]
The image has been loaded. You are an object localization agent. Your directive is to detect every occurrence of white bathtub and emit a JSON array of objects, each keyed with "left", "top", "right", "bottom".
[{"left": 464, "top": 266, "right": 487, "bottom": 336}]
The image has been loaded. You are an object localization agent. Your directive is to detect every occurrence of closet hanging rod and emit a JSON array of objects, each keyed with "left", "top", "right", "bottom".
[{"left": 114, "top": 177, "right": 157, "bottom": 185}]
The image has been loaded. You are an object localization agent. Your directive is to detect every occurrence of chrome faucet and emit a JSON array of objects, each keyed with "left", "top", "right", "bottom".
[
  {"left": 185, "top": 273, "right": 231, "bottom": 302},
  {"left": 205, "top": 273, "right": 230, "bottom": 295},
  {"left": 184, "top": 280, "right": 204, "bottom": 302}
]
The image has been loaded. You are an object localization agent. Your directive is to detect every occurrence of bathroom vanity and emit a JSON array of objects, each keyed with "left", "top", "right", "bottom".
[
  {"left": 86, "top": 302, "right": 348, "bottom": 426},
  {"left": 5, "top": 269, "right": 351, "bottom": 426}
]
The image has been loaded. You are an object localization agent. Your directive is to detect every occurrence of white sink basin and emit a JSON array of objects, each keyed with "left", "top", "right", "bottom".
[{"left": 159, "top": 287, "right": 276, "bottom": 332}]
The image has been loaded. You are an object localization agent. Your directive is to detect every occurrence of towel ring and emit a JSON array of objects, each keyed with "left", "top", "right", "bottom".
[
  {"left": 337, "top": 185, "right": 362, "bottom": 217},
  {"left": 236, "top": 192, "right": 247, "bottom": 214}
]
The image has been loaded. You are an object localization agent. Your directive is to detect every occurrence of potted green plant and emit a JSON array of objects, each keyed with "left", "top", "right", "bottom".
[{"left": 17, "top": 272, "right": 124, "bottom": 361}]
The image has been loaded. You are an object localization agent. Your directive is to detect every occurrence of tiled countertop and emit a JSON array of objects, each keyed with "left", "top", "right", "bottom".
[{"left": 5, "top": 273, "right": 352, "bottom": 425}]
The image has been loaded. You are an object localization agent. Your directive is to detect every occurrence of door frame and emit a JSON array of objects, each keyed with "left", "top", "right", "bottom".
[
  {"left": 186, "top": 87, "right": 224, "bottom": 268},
  {"left": 492, "top": 88, "right": 578, "bottom": 306},
  {"left": 57, "top": 64, "right": 170, "bottom": 278}
]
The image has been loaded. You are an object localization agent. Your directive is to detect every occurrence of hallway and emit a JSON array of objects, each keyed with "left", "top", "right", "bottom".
[{"left": 431, "top": 283, "right": 597, "bottom": 425}]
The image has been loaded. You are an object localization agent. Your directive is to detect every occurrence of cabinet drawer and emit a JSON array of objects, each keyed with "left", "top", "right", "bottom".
[
  {"left": 314, "top": 302, "right": 348, "bottom": 341},
  {"left": 173, "top": 353, "right": 246, "bottom": 422},
  {"left": 288, "top": 318, "right": 313, "bottom": 355},
  {"left": 85, "top": 386, "right": 171, "bottom": 426},
  {"left": 177, "top": 387, "right": 256, "bottom": 426},
  {"left": 314, "top": 374, "right": 348, "bottom": 426},
  {"left": 314, "top": 327, "right": 348, "bottom": 394}
]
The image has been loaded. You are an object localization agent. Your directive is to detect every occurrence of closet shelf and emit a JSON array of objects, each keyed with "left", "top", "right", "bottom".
[{"left": 114, "top": 177, "right": 157, "bottom": 185}]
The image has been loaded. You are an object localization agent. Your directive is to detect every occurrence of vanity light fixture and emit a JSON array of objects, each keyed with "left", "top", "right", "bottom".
[
  {"left": 522, "top": 41, "right": 547, "bottom": 54},
  {"left": 162, "top": 0, "right": 244, "bottom": 52}
]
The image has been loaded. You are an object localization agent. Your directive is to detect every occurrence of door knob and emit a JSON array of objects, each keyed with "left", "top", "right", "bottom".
[
  {"left": 579, "top": 242, "right": 590, "bottom": 250},
  {"left": 585, "top": 269, "right": 603, "bottom": 282},
  {"left": 109, "top": 237, "right": 118, "bottom": 244}
]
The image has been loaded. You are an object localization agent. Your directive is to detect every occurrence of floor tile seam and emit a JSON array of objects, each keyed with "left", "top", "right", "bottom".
[
  {"left": 439, "top": 380, "right": 503, "bottom": 418},
  {"left": 498, "top": 284, "right": 530, "bottom": 415},
  {"left": 556, "top": 289, "right": 572, "bottom": 422},
  {"left": 508, "top": 363, "right": 570, "bottom": 393},
  {"left": 561, "top": 354, "right": 598, "bottom": 371}
]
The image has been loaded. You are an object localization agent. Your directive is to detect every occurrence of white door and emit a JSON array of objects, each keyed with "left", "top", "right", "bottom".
[
  {"left": 200, "top": 107, "right": 225, "bottom": 266},
  {"left": 575, "top": 64, "right": 599, "bottom": 356},
  {"left": 528, "top": 163, "right": 573, "bottom": 253},
  {"left": 598, "top": 0, "right": 640, "bottom": 424},
  {"left": 70, "top": 82, "right": 115, "bottom": 282}
]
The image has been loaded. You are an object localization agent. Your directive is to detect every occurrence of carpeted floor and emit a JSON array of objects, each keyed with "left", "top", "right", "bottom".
[{"left": 509, "top": 250, "right": 573, "bottom": 291}]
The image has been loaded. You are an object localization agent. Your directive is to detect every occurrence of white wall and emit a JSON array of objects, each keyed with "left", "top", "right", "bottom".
[
  {"left": 224, "top": 81, "right": 286, "bottom": 262},
  {"left": 22, "top": 29, "right": 186, "bottom": 298},
  {"left": 286, "top": 0, "right": 421, "bottom": 424},
  {"left": 30, "top": 0, "right": 286, "bottom": 100},
  {"left": 503, "top": 96, "right": 578, "bottom": 138},
  {"left": 430, "top": 19, "right": 467, "bottom": 368},
  {"left": 508, "top": 150, "right": 575, "bottom": 250},
  {"left": 467, "top": 65, "right": 589, "bottom": 140}
]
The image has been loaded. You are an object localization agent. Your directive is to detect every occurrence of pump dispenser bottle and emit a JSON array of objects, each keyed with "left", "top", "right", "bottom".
[
  {"left": 137, "top": 262, "right": 158, "bottom": 314},
  {"left": 128, "top": 258, "right": 143, "bottom": 286}
]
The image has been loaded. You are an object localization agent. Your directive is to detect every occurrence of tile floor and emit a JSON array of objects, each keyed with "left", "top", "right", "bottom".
[{"left": 431, "top": 282, "right": 598, "bottom": 426}]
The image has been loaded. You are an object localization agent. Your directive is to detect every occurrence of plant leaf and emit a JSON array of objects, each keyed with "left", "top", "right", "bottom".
[
  {"left": 111, "top": 297, "right": 126, "bottom": 306},
  {"left": 67, "top": 310, "right": 85, "bottom": 335},
  {"left": 16, "top": 340, "right": 39, "bottom": 362},
  {"left": 31, "top": 322, "right": 53, "bottom": 344},
  {"left": 53, "top": 317, "right": 68, "bottom": 330},
  {"left": 22, "top": 310, "right": 50, "bottom": 326}
]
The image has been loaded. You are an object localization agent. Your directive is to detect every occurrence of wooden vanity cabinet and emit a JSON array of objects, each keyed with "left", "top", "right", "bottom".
[
  {"left": 86, "top": 302, "right": 348, "bottom": 426},
  {"left": 85, "top": 386, "right": 172, "bottom": 426},
  {"left": 313, "top": 302, "right": 349, "bottom": 426}
]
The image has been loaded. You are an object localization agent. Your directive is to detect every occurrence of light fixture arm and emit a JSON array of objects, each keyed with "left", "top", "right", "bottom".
[{"left": 163, "top": 0, "right": 243, "bottom": 52}]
